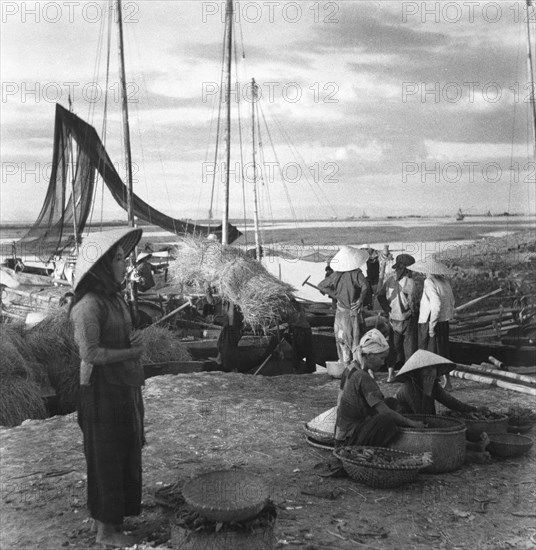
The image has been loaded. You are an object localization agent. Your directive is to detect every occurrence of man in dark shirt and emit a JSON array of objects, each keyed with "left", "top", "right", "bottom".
[{"left": 318, "top": 246, "right": 370, "bottom": 366}]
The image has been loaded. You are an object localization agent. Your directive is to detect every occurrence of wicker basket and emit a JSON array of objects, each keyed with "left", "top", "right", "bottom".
[
  {"left": 333, "top": 446, "right": 429, "bottom": 488},
  {"left": 171, "top": 506, "right": 276, "bottom": 550},
  {"left": 326, "top": 361, "right": 345, "bottom": 378},
  {"left": 182, "top": 471, "right": 268, "bottom": 523},
  {"left": 507, "top": 423, "right": 534, "bottom": 434},
  {"left": 486, "top": 433, "right": 534, "bottom": 458},
  {"left": 390, "top": 415, "right": 466, "bottom": 474},
  {"left": 305, "top": 435, "right": 334, "bottom": 451},
  {"left": 462, "top": 414, "right": 508, "bottom": 441}
]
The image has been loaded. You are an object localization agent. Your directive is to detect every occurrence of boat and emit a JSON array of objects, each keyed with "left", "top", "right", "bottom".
[
  {"left": 456, "top": 208, "right": 465, "bottom": 221},
  {"left": 359, "top": 210, "right": 370, "bottom": 219}
]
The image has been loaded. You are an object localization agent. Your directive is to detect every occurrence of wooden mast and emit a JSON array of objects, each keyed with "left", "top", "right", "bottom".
[
  {"left": 117, "top": 0, "right": 135, "bottom": 228},
  {"left": 67, "top": 95, "right": 80, "bottom": 254},
  {"left": 526, "top": 0, "right": 536, "bottom": 161},
  {"left": 222, "top": 0, "right": 233, "bottom": 245},
  {"left": 251, "top": 78, "right": 262, "bottom": 260},
  {"left": 116, "top": 0, "right": 138, "bottom": 322}
]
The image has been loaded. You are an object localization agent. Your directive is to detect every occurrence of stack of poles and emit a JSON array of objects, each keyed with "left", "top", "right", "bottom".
[
  {"left": 450, "top": 305, "right": 536, "bottom": 338},
  {"left": 452, "top": 359, "right": 536, "bottom": 397}
]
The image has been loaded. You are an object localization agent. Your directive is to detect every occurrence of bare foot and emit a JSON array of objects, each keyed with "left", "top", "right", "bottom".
[{"left": 96, "top": 522, "right": 138, "bottom": 548}]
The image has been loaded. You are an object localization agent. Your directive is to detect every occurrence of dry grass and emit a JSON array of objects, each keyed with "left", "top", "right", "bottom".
[
  {"left": 24, "top": 308, "right": 80, "bottom": 414},
  {"left": 140, "top": 325, "right": 192, "bottom": 364},
  {"left": 167, "top": 236, "right": 295, "bottom": 331},
  {"left": 0, "top": 325, "right": 47, "bottom": 427}
]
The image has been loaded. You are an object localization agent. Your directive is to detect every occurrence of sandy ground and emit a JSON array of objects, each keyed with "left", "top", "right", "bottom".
[{"left": 1, "top": 371, "right": 535, "bottom": 550}]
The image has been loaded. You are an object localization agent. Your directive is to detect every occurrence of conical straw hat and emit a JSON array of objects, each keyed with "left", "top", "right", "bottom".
[
  {"left": 407, "top": 258, "right": 454, "bottom": 276},
  {"left": 306, "top": 406, "right": 337, "bottom": 433},
  {"left": 74, "top": 227, "right": 142, "bottom": 291},
  {"left": 330, "top": 246, "right": 369, "bottom": 272},
  {"left": 394, "top": 350, "right": 454, "bottom": 381}
]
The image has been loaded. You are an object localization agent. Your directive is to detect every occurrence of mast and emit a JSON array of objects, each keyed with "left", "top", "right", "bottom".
[
  {"left": 526, "top": 0, "right": 536, "bottom": 161},
  {"left": 222, "top": 0, "right": 233, "bottom": 245},
  {"left": 117, "top": 0, "right": 135, "bottom": 228},
  {"left": 67, "top": 95, "right": 80, "bottom": 254},
  {"left": 251, "top": 78, "right": 262, "bottom": 260}
]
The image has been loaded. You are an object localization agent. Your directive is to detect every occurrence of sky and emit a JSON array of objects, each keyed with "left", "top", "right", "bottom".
[{"left": 1, "top": 0, "right": 536, "bottom": 224}]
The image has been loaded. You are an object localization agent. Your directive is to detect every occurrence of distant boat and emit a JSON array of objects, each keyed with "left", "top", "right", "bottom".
[
  {"left": 486, "top": 210, "right": 493, "bottom": 217},
  {"left": 359, "top": 210, "right": 370, "bottom": 219},
  {"left": 456, "top": 208, "right": 465, "bottom": 221}
]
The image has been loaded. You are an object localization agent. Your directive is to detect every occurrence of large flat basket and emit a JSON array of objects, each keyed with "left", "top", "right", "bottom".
[{"left": 182, "top": 470, "right": 269, "bottom": 523}]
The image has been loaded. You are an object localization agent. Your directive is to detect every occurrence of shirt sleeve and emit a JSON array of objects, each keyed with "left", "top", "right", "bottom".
[
  {"left": 435, "top": 384, "right": 475, "bottom": 413},
  {"left": 317, "top": 274, "right": 335, "bottom": 293},
  {"left": 360, "top": 372, "right": 384, "bottom": 409},
  {"left": 355, "top": 270, "right": 371, "bottom": 307},
  {"left": 426, "top": 278, "right": 442, "bottom": 332}
]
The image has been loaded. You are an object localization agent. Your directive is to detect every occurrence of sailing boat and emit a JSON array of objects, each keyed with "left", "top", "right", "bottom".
[{"left": 456, "top": 208, "right": 465, "bottom": 221}]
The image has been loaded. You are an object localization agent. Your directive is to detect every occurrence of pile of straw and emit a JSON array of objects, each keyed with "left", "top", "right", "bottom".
[
  {"left": 0, "top": 325, "right": 47, "bottom": 427},
  {"left": 140, "top": 325, "right": 192, "bottom": 364},
  {"left": 24, "top": 307, "right": 80, "bottom": 414},
  {"left": 167, "top": 236, "right": 295, "bottom": 331}
]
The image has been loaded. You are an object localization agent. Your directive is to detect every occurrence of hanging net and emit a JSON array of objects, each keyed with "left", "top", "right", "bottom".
[{"left": 18, "top": 104, "right": 241, "bottom": 260}]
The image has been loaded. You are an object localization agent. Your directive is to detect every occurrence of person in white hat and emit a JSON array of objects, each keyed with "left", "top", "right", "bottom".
[
  {"left": 393, "top": 350, "right": 485, "bottom": 417},
  {"left": 377, "top": 254, "right": 418, "bottom": 383},
  {"left": 335, "top": 330, "right": 423, "bottom": 448},
  {"left": 70, "top": 228, "right": 144, "bottom": 548},
  {"left": 317, "top": 246, "right": 371, "bottom": 367},
  {"left": 408, "top": 258, "right": 456, "bottom": 390}
]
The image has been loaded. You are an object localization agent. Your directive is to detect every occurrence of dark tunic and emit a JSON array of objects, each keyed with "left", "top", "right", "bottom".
[
  {"left": 396, "top": 376, "right": 475, "bottom": 416},
  {"left": 336, "top": 367, "right": 398, "bottom": 447},
  {"left": 72, "top": 292, "right": 144, "bottom": 524}
]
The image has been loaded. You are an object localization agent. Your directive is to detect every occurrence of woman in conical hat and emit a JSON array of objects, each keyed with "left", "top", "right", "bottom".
[
  {"left": 317, "top": 246, "right": 371, "bottom": 367},
  {"left": 408, "top": 257, "right": 456, "bottom": 390},
  {"left": 393, "top": 350, "right": 482, "bottom": 416},
  {"left": 70, "top": 227, "right": 144, "bottom": 547},
  {"left": 334, "top": 330, "right": 423, "bottom": 448}
]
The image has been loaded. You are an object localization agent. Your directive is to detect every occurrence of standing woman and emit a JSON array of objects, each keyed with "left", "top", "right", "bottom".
[
  {"left": 407, "top": 258, "right": 455, "bottom": 389},
  {"left": 70, "top": 228, "right": 144, "bottom": 547},
  {"left": 318, "top": 246, "right": 370, "bottom": 367}
]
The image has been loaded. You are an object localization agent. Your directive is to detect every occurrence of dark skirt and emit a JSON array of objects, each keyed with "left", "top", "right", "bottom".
[
  {"left": 337, "top": 413, "right": 399, "bottom": 448},
  {"left": 418, "top": 321, "right": 450, "bottom": 359},
  {"left": 78, "top": 371, "right": 144, "bottom": 524}
]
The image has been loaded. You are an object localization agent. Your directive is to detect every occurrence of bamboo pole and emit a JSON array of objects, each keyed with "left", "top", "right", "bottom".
[
  {"left": 451, "top": 370, "right": 536, "bottom": 396},
  {"left": 455, "top": 363, "right": 536, "bottom": 386},
  {"left": 455, "top": 288, "right": 503, "bottom": 312}
]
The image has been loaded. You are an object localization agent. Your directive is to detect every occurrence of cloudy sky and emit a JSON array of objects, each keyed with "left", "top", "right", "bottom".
[{"left": 1, "top": 0, "right": 535, "bottom": 224}]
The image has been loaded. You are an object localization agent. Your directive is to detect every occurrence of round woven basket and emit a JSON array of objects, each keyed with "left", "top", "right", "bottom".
[
  {"left": 463, "top": 414, "right": 508, "bottom": 441},
  {"left": 305, "top": 435, "right": 334, "bottom": 451},
  {"left": 507, "top": 423, "right": 534, "bottom": 434},
  {"left": 390, "top": 414, "right": 466, "bottom": 474},
  {"left": 486, "top": 432, "right": 534, "bottom": 458},
  {"left": 333, "top": 446, "right": 428, "bottom": 488},
  {"left": 182, "top": 471, "right": 269, "bottom": 523}
]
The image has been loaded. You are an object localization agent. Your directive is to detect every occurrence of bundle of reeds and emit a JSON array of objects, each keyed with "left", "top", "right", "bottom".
[
  {"left": 24, "top": 307, "right": 80, "bottom": 414},
  {"left": 168, "top": 236, "right": 295, "bottom": 331},
  {"left": 140, "top": 325, "right": 192, "bottom": 364},
  {"left": 0, "top": 325, "right": 47, "bottom": 427}
]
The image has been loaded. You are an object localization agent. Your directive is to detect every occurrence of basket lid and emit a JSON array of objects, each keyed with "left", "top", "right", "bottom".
[{"left": 182, "top": 470, "right": 268, "bottom": 521}]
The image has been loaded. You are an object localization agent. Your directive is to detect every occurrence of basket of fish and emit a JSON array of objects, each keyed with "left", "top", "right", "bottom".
[{"left": 333, "top": 446, "right": 433, "bottom": 488}]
